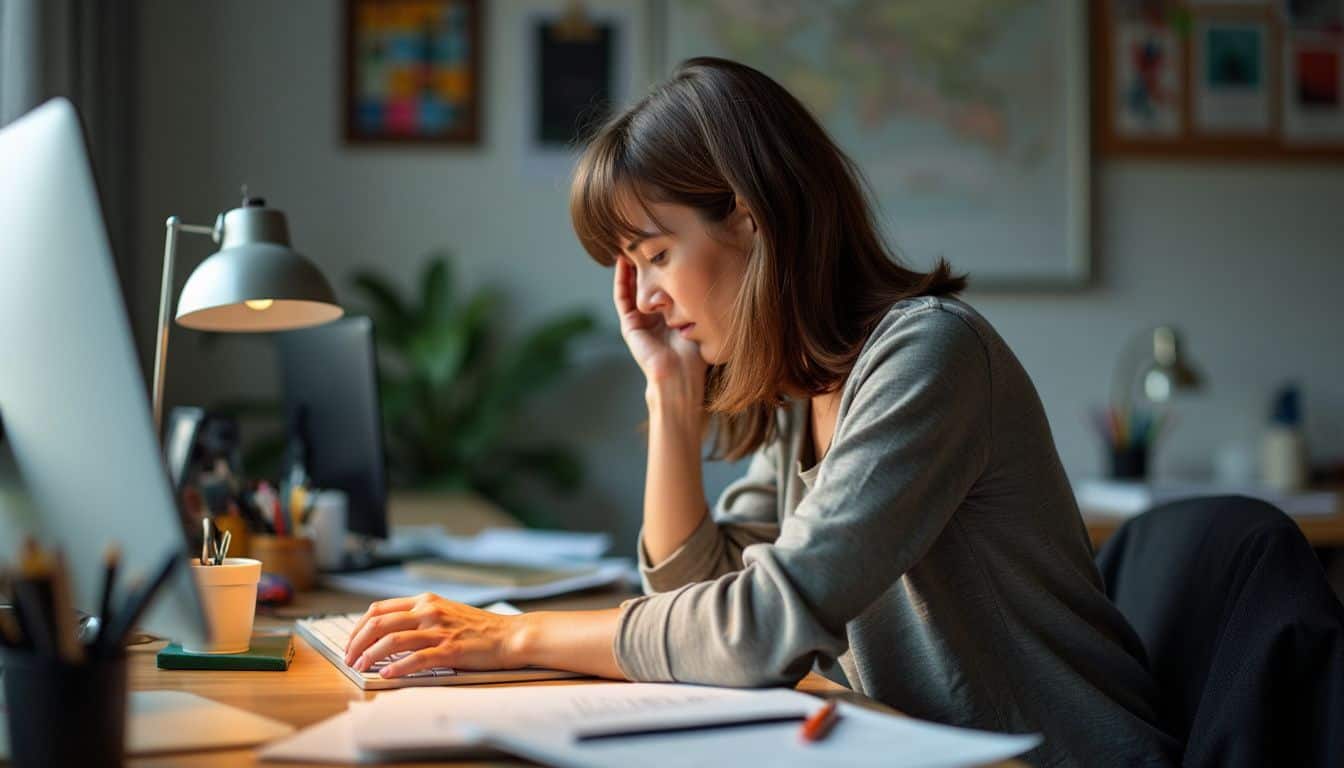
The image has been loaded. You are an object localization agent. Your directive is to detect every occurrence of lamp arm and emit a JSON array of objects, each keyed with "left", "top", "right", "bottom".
[{"left": 151, "top": 217, "right": 216, "bottom": 437}]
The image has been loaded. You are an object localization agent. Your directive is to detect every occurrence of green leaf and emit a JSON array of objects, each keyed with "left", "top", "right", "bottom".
[
  {"left": 488, "top": 311, "right": 597, "bottom": 406},
  {"left": 407, "top": 322, "right": 469, "bottom": 389},
  {"left": 351, "top": 272, "right": 412, "bottom": 347},
  {"left": 420, "top": 255, "right": 455, "bottom": 326}
]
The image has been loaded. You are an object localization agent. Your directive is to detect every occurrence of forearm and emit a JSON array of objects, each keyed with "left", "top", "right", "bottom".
[
  {"left": 510, "top": 608, "right": 627, "bottom": 679},
  {"left": 642, "top": 384, "right": 710, "bottom": 565}
]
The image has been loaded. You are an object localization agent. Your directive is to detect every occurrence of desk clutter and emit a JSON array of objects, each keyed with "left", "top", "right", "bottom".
[
  {"left": 0, "top": 539, "right": 181, "bottom": 767},
  {"left": 259, "top": 682, "right": 1040, "bottom": 766},
  {"left": 0, "top": 690, "right": 293, "bottom": 760}
]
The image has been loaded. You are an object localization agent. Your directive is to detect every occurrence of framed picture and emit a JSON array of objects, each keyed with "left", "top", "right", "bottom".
[
  {"left": 344, "top": 0, "right": 482, "bottom": 144},
  {"left": 517, "top": 1, "right": 645, "bottom": 178},
  {"left": 663, "top": 0, "right": 1091, "bottom": 290}
]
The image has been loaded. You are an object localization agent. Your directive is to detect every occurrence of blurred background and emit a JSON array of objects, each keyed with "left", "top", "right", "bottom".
[{"left": 2, "top": 0, "right": 1341, "bottom": 558}]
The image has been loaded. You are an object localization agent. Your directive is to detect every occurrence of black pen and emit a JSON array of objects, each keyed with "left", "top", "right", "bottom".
[
  {"left": 108, "top": 553, "right": 181, "bottom": 650},
  {"left": 95, "top": 545, "right": 120, "bottom": 654}
]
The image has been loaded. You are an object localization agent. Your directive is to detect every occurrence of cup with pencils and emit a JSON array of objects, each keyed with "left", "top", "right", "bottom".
[
  {"left": 0, "top": 539, "right": 180, "bottom": 768},
  {"left": 1093, "top": 405, "right": 1169, "bottom": 481}
]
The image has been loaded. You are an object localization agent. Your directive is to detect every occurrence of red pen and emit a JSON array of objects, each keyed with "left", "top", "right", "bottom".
[{"left": 799, "top": 699, "right": 840, "bottom": 743}]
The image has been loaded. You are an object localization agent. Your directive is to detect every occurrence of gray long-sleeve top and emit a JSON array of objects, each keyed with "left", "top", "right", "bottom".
[{"left": 612, "top": 297, "right": 1180, "bottom": 767}]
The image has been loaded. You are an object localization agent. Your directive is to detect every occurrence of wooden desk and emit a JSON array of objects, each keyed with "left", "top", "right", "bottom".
[
  {"left": 124, "top": 584, "right": 1023, "bottom": 767},
  {"left": 1083, "top": 507, "right": 1344, "bottom": 550}
]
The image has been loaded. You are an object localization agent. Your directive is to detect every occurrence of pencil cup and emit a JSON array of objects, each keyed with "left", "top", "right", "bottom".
[
  {"left": 1108, "top": 443, "right": 1149, "bottom": 480},
  {"left": 186, "top": 557, "right": 261, "bottom": 653},
  {"left": 310, "top": 490, "right": 348, "bottom": 571},
  {"left": 2, "top": 649, "right": 128, "bottom": 768},
  {"left": 250, "top": 534, "right": 317, "bottom": 591}
]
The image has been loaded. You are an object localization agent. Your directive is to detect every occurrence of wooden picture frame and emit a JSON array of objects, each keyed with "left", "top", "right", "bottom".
[
  {"left": 1093, "top": 0, "right": 1344, "bottom": 160},
  {"left": 344, "top": 0, "right": 482, "bottom": 145}
]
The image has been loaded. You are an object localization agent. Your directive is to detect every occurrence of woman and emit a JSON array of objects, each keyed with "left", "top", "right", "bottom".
[{"left": 344, "top": 58, "right": 1178, "bottom": 766}]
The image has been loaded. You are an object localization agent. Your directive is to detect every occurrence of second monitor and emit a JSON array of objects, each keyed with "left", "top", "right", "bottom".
[{"left": 278, "top": 316, "right": 388, "bottom": 542}]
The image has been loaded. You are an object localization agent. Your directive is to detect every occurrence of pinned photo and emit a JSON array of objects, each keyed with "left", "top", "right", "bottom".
[
  {"left": 1282, "top": 33, "right": 1344, "bottom": 143},
  {"left": 1115, "top": 24, "right": 1183, "bottom": 136},
  {"left": 1194, "top": 20, "right": 1273, "bottom": 134}
]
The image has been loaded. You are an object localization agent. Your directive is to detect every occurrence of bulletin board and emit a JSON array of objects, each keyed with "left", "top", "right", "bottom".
[{"left": 1094, "top": 0, "right": 1344, "bottom": 160}]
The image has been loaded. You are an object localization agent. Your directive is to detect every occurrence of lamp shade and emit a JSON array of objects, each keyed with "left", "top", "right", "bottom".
[
  {"left": 175, "top": 199, "right": 342, "bottom": 332},
  {"left": 1140, "top": 326, "right": 1202, "bottom": 402}
]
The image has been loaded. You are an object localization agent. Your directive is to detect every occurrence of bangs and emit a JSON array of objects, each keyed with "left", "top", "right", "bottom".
[{"left": 569, "top": 125, "right": 669, "bottom": 267}]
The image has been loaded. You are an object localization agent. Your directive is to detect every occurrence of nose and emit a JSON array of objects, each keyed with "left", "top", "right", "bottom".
[{"left": 635, "top": 267, "right": 669, "bottom": 316}]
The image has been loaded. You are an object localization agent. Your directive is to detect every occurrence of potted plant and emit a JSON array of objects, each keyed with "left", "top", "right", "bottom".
[{"left": 350, "top": 253, "right": 596, "bottom": 527}]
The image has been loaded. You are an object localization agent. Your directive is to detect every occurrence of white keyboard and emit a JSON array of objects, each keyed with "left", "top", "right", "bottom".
[{"left": 295, "top": 611, "right": 584, "bottom": 690}]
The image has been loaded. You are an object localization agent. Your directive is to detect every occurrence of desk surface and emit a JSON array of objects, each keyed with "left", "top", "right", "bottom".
[
  {"left": 1083, "top": 507, "right": 1344, "bottom": 550},
  {"left": 120, "top": 495, "right": 1024, "bottom": 766},
  {"left": 125, "top": 584, "right": 1023, "bottom": 767}
]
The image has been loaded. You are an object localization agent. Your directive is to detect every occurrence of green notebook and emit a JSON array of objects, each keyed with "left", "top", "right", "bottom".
[{"left": 156, "top": 633, "right": 295, "bottom": 671}]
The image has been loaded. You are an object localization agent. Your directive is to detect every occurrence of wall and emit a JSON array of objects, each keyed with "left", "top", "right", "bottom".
[{"left": 136, "top": 1, "right": 1344, "bottom": 554}]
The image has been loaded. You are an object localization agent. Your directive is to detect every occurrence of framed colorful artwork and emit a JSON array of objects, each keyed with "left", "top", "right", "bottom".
[{"left": 344, "top": 0, "right": 482, "bottom": 144}]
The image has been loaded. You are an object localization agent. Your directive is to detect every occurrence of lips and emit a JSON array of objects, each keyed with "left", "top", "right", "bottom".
[{"left": 673, "top": 323, "right": 696, "bottom": 338}]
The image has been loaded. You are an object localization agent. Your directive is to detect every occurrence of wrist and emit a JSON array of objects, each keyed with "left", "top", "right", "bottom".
[
  {"left": 503, "top": 613, "right": 541, "bottom": 668},
  {"left": 646, "top": 380, "right": 703, "bottom": 422}
]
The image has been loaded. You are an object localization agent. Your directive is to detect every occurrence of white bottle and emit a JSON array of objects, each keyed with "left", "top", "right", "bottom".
[{"left": 1260, "top": 384, "right": 1308, "bottom": 493}]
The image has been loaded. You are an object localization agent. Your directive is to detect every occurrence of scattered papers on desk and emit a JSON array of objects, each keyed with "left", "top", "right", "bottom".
[
  {"left": 259, "top": 683, "right": 1038, "bottom": 766},
  {"left": 258, "top": 701, "right": 374, "bottom": 764},
  {"left": 1076, "top": 478, "right": 1339, "bottom": 518},
  {"left": 321, "top": 559, "right": 632, "bottom": 603},
  {"left": 1, "top": 690, "right": 292, "bottom": 758},
  {"left": 381, "top": 525, "right": 613, "bottom": 566}
]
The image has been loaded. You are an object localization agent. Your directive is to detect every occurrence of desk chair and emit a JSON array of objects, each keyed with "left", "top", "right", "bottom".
[{"left": 1096, "top": 496, "right": 1344, "bottom": 768}]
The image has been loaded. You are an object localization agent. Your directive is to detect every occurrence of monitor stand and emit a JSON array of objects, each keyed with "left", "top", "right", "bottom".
[{"left": 331, "top": 534, "right": 406, "bottom": 573}]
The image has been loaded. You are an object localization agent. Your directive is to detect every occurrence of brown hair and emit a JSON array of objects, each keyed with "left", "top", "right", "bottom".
[{"left": 570, "top": 57, "right": 967, "bottom": 461}]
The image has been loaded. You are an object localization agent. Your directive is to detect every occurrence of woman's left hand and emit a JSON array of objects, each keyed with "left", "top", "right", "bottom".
[{"left": 342, "top": 592, "right": 524, "bottom": 678}]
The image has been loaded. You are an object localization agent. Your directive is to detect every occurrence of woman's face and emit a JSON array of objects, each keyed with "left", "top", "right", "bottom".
[{"left": 616, "top": 195, "right": 755, "bottom": 365}]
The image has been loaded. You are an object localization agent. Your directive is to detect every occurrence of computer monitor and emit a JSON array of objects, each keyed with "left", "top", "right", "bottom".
[
  {"left": 0, "top": 99, "right": 208, "bottom": 647},
  {"left": 277, "top": 316, "right": 389, "bottom": 541}
]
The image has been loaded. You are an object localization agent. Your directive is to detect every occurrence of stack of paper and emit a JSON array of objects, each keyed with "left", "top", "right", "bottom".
[
  {"left": 324, "top": 525, "right": 638, "bottom": 603},
  {"left": 1076, "top": 478, "right": 1340, "bottom": 518},
  {"left": 259, "top": 683, "right": 1040, "bottom": 766}
]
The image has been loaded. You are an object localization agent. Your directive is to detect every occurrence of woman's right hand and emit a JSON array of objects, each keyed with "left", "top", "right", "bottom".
[{"left": 613, "top": 256, "right": 707, "bottom": 399}]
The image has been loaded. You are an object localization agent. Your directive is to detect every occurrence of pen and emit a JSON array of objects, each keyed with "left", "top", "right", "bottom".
[
  {"left": 95, "top": 545, "right": 120, "bottom": 653},
  {"left": 108, "top": 553, "right": 181, "bottom": 649},
  {"left": 799, "top": 699, "right": 840, "bottom": 743},
  {"left": 49, "top": 551, "right": 85, "bottom": 662}
]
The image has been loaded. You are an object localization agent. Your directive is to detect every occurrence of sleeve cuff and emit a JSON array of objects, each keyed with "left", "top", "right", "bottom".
[
  {"left": 637, "top": 513, "right": 724, "bottom": 594},
  {"left": 612, "top": 591, "right": 678, "bottom": 682}
]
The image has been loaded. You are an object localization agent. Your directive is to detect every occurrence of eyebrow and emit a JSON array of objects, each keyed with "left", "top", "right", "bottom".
[{"left": 624, "top": 231, "right": 661, "bottom": 253}]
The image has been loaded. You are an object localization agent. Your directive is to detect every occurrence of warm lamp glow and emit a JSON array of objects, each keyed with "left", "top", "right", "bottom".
[{"left": 245, "top": 298, "right": 274, "bottom": 311}]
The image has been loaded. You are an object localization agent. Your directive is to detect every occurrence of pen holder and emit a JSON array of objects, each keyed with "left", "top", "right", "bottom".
[
  {"left": 186, "top": 558, "right": 262, "bottom": 654},
  {"left": 2, "top": 649, "right": 128, "bottom": 768},
  {"left": 250, "top": 534, "right": 317, "bottom": 591},
  {"left": 1108, "top": 443, "right": 1149, "bottom": 480},
  {"left": 210, "top": 513, "right": 251, "bottom": 558}
]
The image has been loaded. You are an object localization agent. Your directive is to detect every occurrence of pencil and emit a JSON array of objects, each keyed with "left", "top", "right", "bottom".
[
  {"left": 799, "top": 699, "right": 840, "bottom": 743},
  {"left": 109, "top": 553, "right": 181, "bottom": 649},
  {"left": 96, "top": 545, "right": 120, "bottom": 653},
  {"left": 49, "top": 551, "right": 85, "bottom": 662}
]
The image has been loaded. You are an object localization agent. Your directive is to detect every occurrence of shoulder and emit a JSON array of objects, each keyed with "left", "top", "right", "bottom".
[{"left": 850, "top": 296, "right": 993, "bottom": 382}]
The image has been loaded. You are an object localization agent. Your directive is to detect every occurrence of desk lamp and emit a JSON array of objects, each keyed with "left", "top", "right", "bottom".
[
  {"left": 152, "top": 193, "right": 343, "bottom": 433},
  {"left": 1110, "top": 325, "right": 1203, "bottom": 406}
]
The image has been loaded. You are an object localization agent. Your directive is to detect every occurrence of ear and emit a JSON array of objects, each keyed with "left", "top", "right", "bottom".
[{"left": 731, "top": 195, "right": 758, "bottom": 239}]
